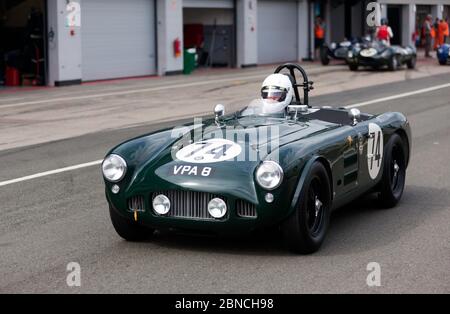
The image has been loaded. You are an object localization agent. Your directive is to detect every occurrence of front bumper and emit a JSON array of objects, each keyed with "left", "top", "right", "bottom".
[
  {"left": 106, "top": 179, "right": 298, "bottom": 235},
  {"left": 347, "top": 55, "right": 388, "bottom": 67}
]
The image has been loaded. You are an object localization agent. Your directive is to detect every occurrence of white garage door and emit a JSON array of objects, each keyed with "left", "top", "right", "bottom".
[
  {"left": 82, "top": 0, "right": 156, "bottom": 81},
  {"left": 258, "top": 0, "right": 298, "bottom": 64}
]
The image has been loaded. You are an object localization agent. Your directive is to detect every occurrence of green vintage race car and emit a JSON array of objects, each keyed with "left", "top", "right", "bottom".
[{"left": 102, "top": 64, "right": 411, "bottom": 254}]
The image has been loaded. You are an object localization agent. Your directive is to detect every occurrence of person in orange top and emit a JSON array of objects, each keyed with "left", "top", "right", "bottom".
[
  {"left": 314, "top": 16, "right": 326, "bottom": 61},
  {"left": 433, "top": 18, "right": 439, "bottom": 49},
  {"left": 439, "top": 17, "right": 449, "bottom": 45}
]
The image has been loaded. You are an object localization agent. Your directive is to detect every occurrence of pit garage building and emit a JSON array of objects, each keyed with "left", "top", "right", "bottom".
[{"left": 1, "top": 0, "right": 449, "bottom": 88}]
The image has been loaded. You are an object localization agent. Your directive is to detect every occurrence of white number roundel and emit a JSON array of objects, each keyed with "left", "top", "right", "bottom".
[
  {"left": 175, "top": 139, "right": 242, "bottom": 164},
  {"left": 367, "top": 123, "right": 384, "bottom": 180}
]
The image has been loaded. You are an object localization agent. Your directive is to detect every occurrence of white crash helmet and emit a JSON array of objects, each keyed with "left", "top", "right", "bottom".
[{"left": 260, "top": 74, "right": 294, "bottom": 114}]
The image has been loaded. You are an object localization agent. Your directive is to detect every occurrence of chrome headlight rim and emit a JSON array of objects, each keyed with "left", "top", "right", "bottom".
[
  {"left": 208, "top": 198, "right": 228, "bottom": 219},
  {"left": 152, "top": 194, "right": 171, "bottom": 215},
  {"left": 102, "top": 154, "right": 127, "bottom": 183},
  {"left": 255, "top": 160, "right": 284, "bottom": 191}
]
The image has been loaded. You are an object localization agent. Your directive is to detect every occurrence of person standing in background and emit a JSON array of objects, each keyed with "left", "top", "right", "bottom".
[
  {"left": 439, "top": 17, "right": 449, "bottom": 44},
  {"left": 434, "top": 18, "right": 440, "bottom": 50},
  {"left": 376, "top": 18, "right": 394, "bottom": 45},
  {"left": 423, "top": 15, "right": 433, "bottom": 57},
  {"left": 314, "top": 16, "right": 326, "bottom": 61}
]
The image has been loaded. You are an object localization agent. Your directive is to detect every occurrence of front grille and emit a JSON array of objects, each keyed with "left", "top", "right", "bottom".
[
  {"left": 334, "top": 47, "right": 348, "bottom": 58},
  {"left": 236, "top": 200, "right": 257, "bottom": 218},
  {"left": 128, "top": 196, "right": 145, "bottom": 212},
  {"left": 151, "top": 191, "right": 225, "bottom": 220}
]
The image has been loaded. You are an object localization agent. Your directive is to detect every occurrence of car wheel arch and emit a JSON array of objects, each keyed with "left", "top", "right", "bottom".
[
  {"left": 289, "top": 156, "right": 334, "bottom": 216},
  {"left": 394, "top": 129, "right": 410, "bottom": 168}
]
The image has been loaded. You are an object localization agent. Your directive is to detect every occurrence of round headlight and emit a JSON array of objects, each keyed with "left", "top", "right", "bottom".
[
  {"left": 348, "top": 51, "right": 354, "bottom": 58},
  {"left": 153, "top": 194, "right": 171, "bottom": 215},
  {"left": 256, "top": 161, "right": 284, "bottom": 190},
  {"left": 208, "top": 198, "right": 227, "bottom": 219},
  {"left": 102, "top": 154, "right": 127, "bottom": 182}
]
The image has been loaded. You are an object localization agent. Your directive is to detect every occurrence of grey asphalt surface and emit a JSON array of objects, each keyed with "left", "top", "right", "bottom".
[{"left": 0, "top": 73, "right": 449, "bottom": 294}]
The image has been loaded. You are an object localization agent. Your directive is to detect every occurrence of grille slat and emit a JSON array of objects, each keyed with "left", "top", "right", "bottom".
[
  {"left": 128, "top": 195, "right": 145, "bottom": 212},
  {"left": 236, "top": 200, "right": 257, "bottom": 218},
  {"left": 151, "top": 191, "right": 224, "bottom": 220}
]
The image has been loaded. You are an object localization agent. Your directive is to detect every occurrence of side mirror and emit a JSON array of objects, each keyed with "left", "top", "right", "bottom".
[
  {"left": 349, "top": 108, "right": 361, "bottom": 125},
  {"left": 214, "top": 104, "right": 225, "bottom": 122}
]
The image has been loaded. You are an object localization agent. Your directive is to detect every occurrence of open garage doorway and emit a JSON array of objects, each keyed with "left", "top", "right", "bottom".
[
  {"left": 387, "top": 5, "right": 402, "bottom": 46},
  {"left": 0, "top": 0, "right": 47, "bottom": 89},
  {"left": 183, "top": 2, "right": 236, "bottom": 69}
]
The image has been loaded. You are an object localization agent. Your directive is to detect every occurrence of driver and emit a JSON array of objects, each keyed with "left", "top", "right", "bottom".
[{"left": 260, "top": 74, "right": 294, "bottom": 114}]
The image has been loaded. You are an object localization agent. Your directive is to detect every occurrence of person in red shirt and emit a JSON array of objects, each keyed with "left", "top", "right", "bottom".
[
  {"left": 314, "top": 16, "right": 326, "bottom": 60},
  {"left": 376, "top": 19, "right": 394, "bottom": 45}
]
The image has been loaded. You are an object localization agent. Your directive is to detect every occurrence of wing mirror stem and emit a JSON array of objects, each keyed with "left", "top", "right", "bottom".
[
  {"left": 214, "top": 104, "right": 225, "bottom": 124},
  {"left": 349, "top": 108, "right": 361, "bottom": 126}
]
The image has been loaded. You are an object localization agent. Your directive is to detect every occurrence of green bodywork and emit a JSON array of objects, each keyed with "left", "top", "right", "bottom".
[{"left": 104, "top": 108, "right": 411, "bottom": 235}]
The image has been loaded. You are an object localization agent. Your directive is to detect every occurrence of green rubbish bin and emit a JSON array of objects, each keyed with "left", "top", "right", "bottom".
[{"left": 183, "top": 48, "right": 196, "bottom": 75}]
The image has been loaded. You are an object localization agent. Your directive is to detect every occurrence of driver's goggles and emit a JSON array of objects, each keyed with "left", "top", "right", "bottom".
[{"left": 261, "top": 86, "right": 288, "bottom": 102}]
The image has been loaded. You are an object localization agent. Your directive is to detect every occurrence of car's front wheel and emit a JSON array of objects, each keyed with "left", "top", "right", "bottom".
[
  {"left": 407, "top": 56, "right": 416, "bottom": 69},
  {"left": 321, "top": 47, "right": 330, "bottom": 65},
  {"left": 282, "top": 162, "right": 332, "bottom": 254},
  {"left": 109, "top": 205, "right": 154, "bottom": 241},
  {"left": 378, "top": 134, "right": 407, "bottom": 208},
  {"left": 439, "top": 59, "right": 447, "bottom": 65},
  {"left": 349, "top": 63, "right": 358, "bottom": 71}
]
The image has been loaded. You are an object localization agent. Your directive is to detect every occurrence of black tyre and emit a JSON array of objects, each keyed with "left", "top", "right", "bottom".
[
  {"left": 282, "top": 162, "right": 332, "bottom": 254},
  {"left": 407, "top": 56, "right": 416, "bottom": 69},
  {"left": 388, "top": 55, "right": 399, "bottom": 71},
  {"left": 349, "top": 63, "right": 359, "bottom": 71},
  {"left": 109, "top": 205, "right": 154, "bottom": 241},
  {"left": 439, "top": 59, "right": 447, "bottom": 65},
  {"left": 321, "top": 47, "right": 330, "bottom": 65},
  {"left": 378, "top": 134, "right": 407, "bottom": 208}
]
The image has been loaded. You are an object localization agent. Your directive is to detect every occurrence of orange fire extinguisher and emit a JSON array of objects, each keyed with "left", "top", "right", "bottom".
[{"left": 173, "top": 38, "right": 181, "bottom": 58}]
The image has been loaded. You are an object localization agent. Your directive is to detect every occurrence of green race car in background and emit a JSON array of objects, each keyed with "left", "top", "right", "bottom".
[
  {"left": 346, "top": 37, "right": 417, "bottom": 71},
  {"left": 102, "top": 64, "right": 411, "bottom": 254}
]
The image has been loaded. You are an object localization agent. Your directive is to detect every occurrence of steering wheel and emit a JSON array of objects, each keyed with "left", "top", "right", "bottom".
[{"left": 274, "top": 63, "right": 314, "bottom": 107}]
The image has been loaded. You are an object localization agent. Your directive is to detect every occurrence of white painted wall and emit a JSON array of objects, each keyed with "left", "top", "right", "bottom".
[
  {"left": 236, "top": 0, "right": 258, "bottom": 67},
  {"left": 157, "top": 0, "right": 184, "bottom": 75},
  {"left": 47, "top": 0, "right": 82, "bottom": 86},
  {"left": 402, "top": 4, "right": 415, "bottom": 46},
  {"left": 298, "top": 0, "right": 309, "bottom": 60}
]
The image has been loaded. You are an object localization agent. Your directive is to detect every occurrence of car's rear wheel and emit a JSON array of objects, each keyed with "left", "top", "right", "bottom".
[
  {"left": 321, "top": 47, "right": 330, "bottom": 65},
  {"left": 349, "top": 63, "right": 358, "bottom": 71},
  {"left": 378, "top": 134, "right": 407, "bottom": 208},
  {"left": 407, "top": 56, "right": 416, "bottom": 69},
  {"left": 282, "top": 162, "right": 331, "bottom": 254},
  {"left": 109, "top": 205, "right": 154, "bottom": 241}
]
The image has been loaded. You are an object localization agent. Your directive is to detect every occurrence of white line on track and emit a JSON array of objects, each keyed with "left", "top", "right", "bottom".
[
  {"left": 0, "top": 160, "right": 102, "bottom": 187},
  {"left": 0, "top": 82, "right": 449, "bottom": 188},
  {"left": 344, "top": 82, "right": 450, "bottom": 109}
]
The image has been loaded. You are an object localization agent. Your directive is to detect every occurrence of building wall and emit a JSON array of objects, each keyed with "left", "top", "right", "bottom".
[
  {"left": 45, "top": 0, "right": 450, "bottom": 86},
  {"left": 157, "top": 0, "right": 183, "bottom": 75},
  {"left": 47, "top": 0, "right": 82, "bottom": 86}
]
